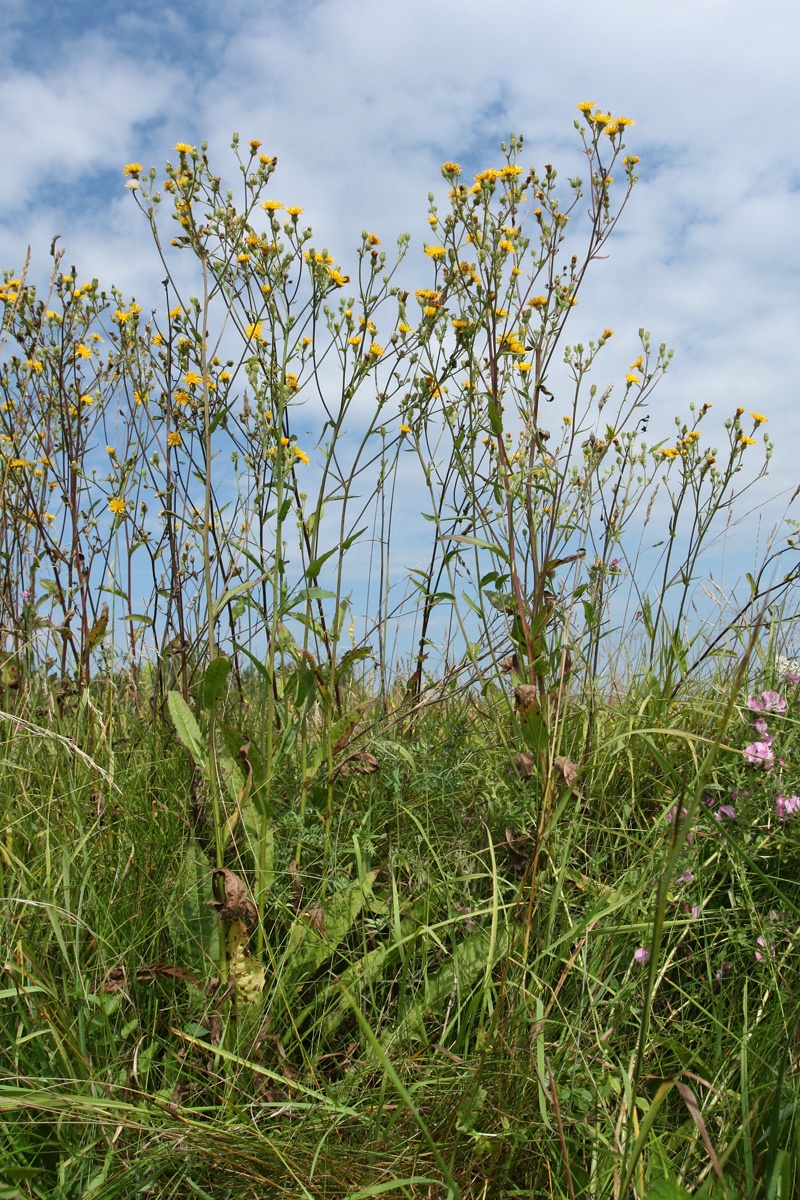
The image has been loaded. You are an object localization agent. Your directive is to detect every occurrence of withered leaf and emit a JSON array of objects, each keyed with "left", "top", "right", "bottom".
[
  {"left": 332, "top": 751, "right": 379, "bottom": 779},
  {"left": 101, "top": 963, "right": 205, "bottom": 992},
  {"left": 514, "top": 684, "right": 539, "bottom": 715},
  {"left": 209, "top": 868, "right": 257, "bottom": 927},
  {"left": 505, "top": 826, "right": 532, "bottom": 860},
  {"left": 554, "top": 755, "right": 580, "bottom": 787},
  {"left": 513, "top": 751, "right": 537, "bottom": 779}
]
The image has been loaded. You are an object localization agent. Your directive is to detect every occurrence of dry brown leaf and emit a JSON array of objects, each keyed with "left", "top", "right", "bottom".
[
  {"left": 333, "top": 750, "right": 380, "bottom": 779},
  {"left": 513, "top": 751, "right": 537, "bottom": 779},
  {"left": 554, "top": 755, "right": 580, "bottom": 787},
  {"left": 514, "top": 684, "right": 539, "bottom": 715},
  {"left": 209, "top": 868, "right": 257, "bottom": 927}
]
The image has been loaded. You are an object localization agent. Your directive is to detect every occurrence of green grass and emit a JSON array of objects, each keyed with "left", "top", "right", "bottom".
[{"left": 0, "top": 658, "right": 798, "bottom": 1200}]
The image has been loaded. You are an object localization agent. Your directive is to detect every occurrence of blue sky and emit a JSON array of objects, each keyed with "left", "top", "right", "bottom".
[{"left": 2, "top": 0, "right": 799, "bottom": 653}]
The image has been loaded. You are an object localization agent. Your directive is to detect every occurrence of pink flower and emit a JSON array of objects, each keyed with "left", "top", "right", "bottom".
[
  {"left": 783, "top": 672, "right": 800, "bottom": 684},
  {"left": 775, "top": 794, "right": 800, "bottom": 821},
  {"left": 675, "top": 870, "right": 694, "bottom": 884},
  {"left": 633, "top": 947, "right": 650, "bottom": 965},
  {"left": 747, "top": 691, "right": 787, "bottom": 714},
  {"left": 715, "top": 961, "right": 733, "bottom": 980},
  {"left": 753, "top": 717, "right": 769, "bottom": 736},
  {"left": 667, "top": 805, "right": 689, "bottom": 823},
  {"left": 715, "top": 805, "right": 737, "bottom": 821},
  {"left": 755, "top": 936, "right": 775, "bottom": 962},
  {"left": 743, "top": 741, "right": 774, "bottom": 768}
]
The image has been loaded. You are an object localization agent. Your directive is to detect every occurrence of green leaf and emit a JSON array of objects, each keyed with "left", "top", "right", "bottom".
[
  {"left": 211, "top": 572, "right": 268, "bottom": 620},
  {"left": 199, "top": 657, "right": 230, "bottom": 709},
  {"left": 645, "top": 1181, "right": 694, "bottom": 1200},
  {"left": 167, "top": 690, "right": 208, "bottom": 776}
]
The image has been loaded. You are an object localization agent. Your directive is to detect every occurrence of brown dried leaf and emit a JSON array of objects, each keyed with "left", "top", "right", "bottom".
[
  {"left": 499, "top": 654, "right": 519, "bottom": 676},
  {"left": 554, "top": 755, "right": 580, "bottom": 787},
  {"left": 513, "top": 751, "right": 537, "bottom": 779},
  {"left": 514, "top": 684, "right": 539, "bottom": 715},
  {"left": 289, "top": 858, "right": 303, "bottom": 911},
  {"left": 505, "top": 826, "right": 532, "bottom": 859},
  {"left": 306, "top": 901, "right": 328, "bottom": 938},
  {"left": 209, "top": 868, "right": 257, "bottom": 927},
  {"left": 333, "top": 751, "right": 379, "bottom": 779}
]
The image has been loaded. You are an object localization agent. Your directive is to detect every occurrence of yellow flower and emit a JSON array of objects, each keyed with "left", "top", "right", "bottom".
[
  {"left": 109, "top": 496, "right": 127, "bottom": 514},
  {"left": 249, "top": 139, "right": 262, "bottom": 150},
  {"left": 184, "top": 371, "right": 201, "bottom": 386},
  {"left": 623, "top": 155, "right": 641, "bottom": 166},
  {"left": 328, "top": 268, "right": 350, "bottom": 286},
  {"left": 280, "top": 437, "right": 290, "bottom": 447},
  {"left": 348, "top": 335, "right": 362, "bottom": 346},
  {"left": 660, "top": 447, "right": 678, "bottom": 460},
  {"left": 76, "top": 344, "right": 92, "bottom": 359},
  {"left": 369, "top": 343, "right": 384, "bottom": 357},
  {"left": 114, "top": 309, "right": 131, "bottom": 323},
  {"left": 735, "top": 406, "right": 745, "bottom": 415},
  {"left": 441, "top": 161, "right": 461, "bottom": 175},
  {"left": 399, "top": 424, "right": 412, "bottom": 434},
  {"left": 577, "top": 101, "right": 596, "bottom": 113},
  {"left": 123, "top": 163, "right": 143, "bottom": 176},
  {"left": 106, "top": 445, "right": 116, "bottom": 456},
  {"left": 294, "top": 446, "right": 310, "bottom": 464},
  {"left": 245, "top": 321, "right": 262, "bottom": 339},
  {"left": 25, "top": 359, "right": 43, "bottom": 372},
  {"left": 261, "top": 199, "right": 283, "bottom": 211},
  {"left": 423, "top": 306, "right": 438, "bottom": 318},
  {"left": 152, "top": 332, "right": 164, "bottom": 345},
  {"left": 219, "top": 371, "right": 231, "bottom": 381},
  {"left": 740, "top": 436, "right": 757, "bottom": 447},
  {"left": 516, "top": 362, "right": 533, "bottom": 372},
  {"left": 499, "top": 239, "right": 515, "bottom": 253},
  {"left": 134, "top": 389, "right": 148, "bottom": 404},
  {"left": 529, "top": 296, "right": 547, "bottom": 308},
  {"left": 398, "top": 322, "right": 412, "bottom": 334},
  {"left": 168, "top": 306, "right": 182, "bottom": 319},
  {"left": 562, "top": 416, "right": 572, "bottom": 425},
  {"left": 174, "top": 389, "right": 190, "bottom": 405},
  {"left": 286, "top": 205, "right": 304, "bottom": 217},
  {"left": 601, "top": 328, "right": 613, "bottom": 339},
  {"left": 237, "top": 253, "right": 250, "bottom": 263},
  {"left": 625, "top": 373, "right": 641, "bottom": 386},
  {"left": 174, "top": 142, "right": 195, "bottom": 154},
  {"left": 425, "top": 245, "right": 446, "bottom": 259},
  {"left": 629, "top": 355, "right": 643, "bottom": 370},
  {"left": 750, "top": 411, "right": 768, "bottom": 423},
  {"left": 167, "top": 431, "right": 182, "bottom": 447},
  {"left": 10, "top": 458, "right": 30, "bottom": 468}
]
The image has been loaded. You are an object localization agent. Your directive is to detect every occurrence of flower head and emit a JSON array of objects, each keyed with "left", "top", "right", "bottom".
[
  {"left": 633, "top": 947, "right": 650, "bottom": 965},
  {"left": 775, "top": 794, "right": 800, "bottom": 821},
  {"left": 747, "top": 690, "right": 787, "bottom": 714},
  {"left": 108, "top": 497, "right": 127, "bottom": 515},
  {"left": 743, "top": 741, "right": 774, "bottom": 768}
]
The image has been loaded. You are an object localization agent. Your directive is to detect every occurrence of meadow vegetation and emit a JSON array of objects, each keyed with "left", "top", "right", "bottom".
[{"left": 0, "top": 106, "right": 798, "bottom": 1198}]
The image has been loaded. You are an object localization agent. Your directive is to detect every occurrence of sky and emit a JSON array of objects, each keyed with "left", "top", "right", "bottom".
[{"left": 1, "top": 0, "right": 799, "bottom": 655}]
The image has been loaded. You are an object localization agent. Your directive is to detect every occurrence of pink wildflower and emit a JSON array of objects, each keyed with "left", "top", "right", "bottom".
[
  {"left": 715, "top": 805, "right": 737, "bottom": 821},
  {"left": 747, "top": 691, "right": 787, "bottom": 714},
  {"left": 633, "top": 947, "right": 650, "bottom": 965},
  {"left": 775, "top": 794, "right": 800, "bottom": 821},
  {"left": 743, "top": 741, "right": 774, "bottom": 768},
  {"left": 755, "top": 936, "right": 775, "bottom": 962}
]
